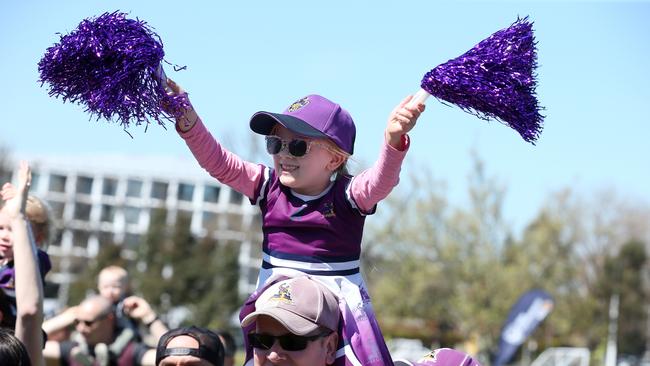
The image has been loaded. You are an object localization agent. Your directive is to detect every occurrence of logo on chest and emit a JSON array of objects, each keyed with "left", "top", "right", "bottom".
[{"left": 321, "top": 202, "right": 336, "bottom": 218}]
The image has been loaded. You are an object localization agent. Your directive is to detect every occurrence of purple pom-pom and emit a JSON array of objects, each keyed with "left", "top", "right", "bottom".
[
  {"left": 38, "top": 11, "right": 188, "bottom": 130},
  {"left": 421, "top": 17, "right": 544, "bottom": 144}
]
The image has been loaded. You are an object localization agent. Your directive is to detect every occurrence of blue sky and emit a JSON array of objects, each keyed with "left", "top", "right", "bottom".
[{"left": 1, "top": 1, "right": 648, "bottom": 232}]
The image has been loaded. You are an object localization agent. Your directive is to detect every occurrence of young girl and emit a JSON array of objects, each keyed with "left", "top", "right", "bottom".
[
  {"left": 0, "top": 175, "right": 52, "bottom": 315},
  {"left": 166, "top": 80, "right": 424, "bottom": 366},
  {"left": 0, "top": 161, "right": 46, "bottom": 365}
]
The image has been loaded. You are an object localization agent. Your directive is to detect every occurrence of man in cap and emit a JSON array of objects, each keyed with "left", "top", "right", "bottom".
[
  {"left": 240, "top": 276, "right": 340, "bottom": 366},
  {"left": 156, "top": 326, "right": 225, "bottom": 366}
]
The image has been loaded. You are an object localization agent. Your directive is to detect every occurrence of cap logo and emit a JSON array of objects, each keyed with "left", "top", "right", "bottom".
[
  {"left": 269, "top": 283, "right": 293, "bottom": 304},
  {"left": 287, "top": 97, "right": 310, "bottom": 112},
  {"left": 421, "top": 349, "right": 440, "bottom": 361}
]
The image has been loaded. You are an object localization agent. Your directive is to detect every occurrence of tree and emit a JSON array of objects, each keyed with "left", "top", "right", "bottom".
[
  {"left": 595, "top": 240, "right": 648, "bottom": 356},
  {"left": 363, "top": 152, "right": 650, "bottom": 360},
  {"left": 132, "top": 207, "right": 171, "bottom": 310},
  {"left": 189, "top": 237, "right": 241, "bottom": 329},
  {"left": 131, "top": 208, "right": 241, "bottom": 328}
]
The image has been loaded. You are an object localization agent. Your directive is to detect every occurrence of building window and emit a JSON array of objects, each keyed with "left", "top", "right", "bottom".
[
  {"left": 151, "top": 181, "right": 168, "bottom": 200},
  {"left": 246, "top": 266, "right": 260, "bottom": 289},
  {"left": 49, "top": 174, "right": 67, "bottom": 193},
  {"left": 48, "top": 200, "right": 65, "bottom": 221},
  {"left": 72, "top": 230, "right": 90, "bottom": 248},
  {"left": 230, "top": 190, "right": 244, "bottom": 205},
  {"left": 98, "top": 231, "right": 114, "bottom": 246},
  {"left": 30, "top": 173, "right": 40, "bottom": 191},
  {"left": 126, "top": 179, "right": 143, "bottom": 198},
  {"left": 226, "top": 213, "right": 243, "bottom": 231},
  {"left": 203, "top": 185, "right": 220, "bottom": 203},
  {"left": 177, "top": 210, "right": 193, "bottom": 222},
  {"left": 124, "top": 206, "right": 141, "bottom": 225},
  {"left": 100, "top": 204, "right": 116, "bottom": 222},
  {"left": 202, "top": 211, "right": 218, "bottom": 231},
  {"left": 177, "top": 183, "right": 195, "bottom": 202},
  {"left": 123, "top": 233, "right": 141, "bottom": 248},
  {"left": 102, "top": 178, "right": 118, "bottom": 196},
  {"left": 76, "top": 176, "right": 93, "bottom": 195},
  {"left": 73, "top": 202, "right": 92, "bottom": 221},
  {"left": 51, "top": 228, "right": 64, "bottom": 248}
]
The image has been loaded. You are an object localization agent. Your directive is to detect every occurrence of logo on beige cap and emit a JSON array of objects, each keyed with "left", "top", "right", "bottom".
[
  {"left": 269, "top": 283, "right": 294, "bottom": 305},
  {"left": 421, "top": 349, "right": 440, "bottom": 361},
  {"left": 287, "top": 97, "right": 310, "bottom": 112}
]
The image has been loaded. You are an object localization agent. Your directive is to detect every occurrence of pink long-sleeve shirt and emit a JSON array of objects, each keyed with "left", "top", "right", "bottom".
[{"left": 178, "top": 119, "right": 409, "bottom": 212}]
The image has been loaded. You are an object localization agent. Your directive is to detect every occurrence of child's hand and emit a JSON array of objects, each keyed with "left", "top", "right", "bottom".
[
  {"left": 1, "top": 161, "right": 30, "bottom": 219},
  {"left": 122, "top": 295, "right": 157, "bottom": 324},
  {"left": 385, "top": 95, "right": 426, "bottom": 150},
  {"left": 162, "top": 78, "right": 199, "bottom": 132}
]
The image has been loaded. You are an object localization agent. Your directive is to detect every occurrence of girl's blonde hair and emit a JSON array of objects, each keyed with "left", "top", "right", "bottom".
[
  {"left": 25, "top": 195, "right": 53, "bottom": 248},
  {"left": 318, "top": 139, "right": 350, "bottom": 176}
]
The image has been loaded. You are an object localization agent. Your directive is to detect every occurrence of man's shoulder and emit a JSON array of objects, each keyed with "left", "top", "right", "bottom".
[{"left": 124, "top": 339, "right": 154, "bottom": 365}]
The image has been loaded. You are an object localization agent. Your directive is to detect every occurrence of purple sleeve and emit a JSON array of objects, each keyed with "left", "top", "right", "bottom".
[
  {"left": 178, "top": 119, "right": 264, "bottom": 199},
  {"left": 349, "top": 135, "right": 410, "bottom": 213}
]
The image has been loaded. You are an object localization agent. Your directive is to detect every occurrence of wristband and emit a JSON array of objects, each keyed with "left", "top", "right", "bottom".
[{"left": 144, "top": 315, "right": 159, "bottom": 327}]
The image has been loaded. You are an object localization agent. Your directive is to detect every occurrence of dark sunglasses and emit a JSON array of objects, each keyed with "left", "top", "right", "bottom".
[
  {"left": 75, "top": 311, "right": 110, "bottom": 327},
  {"left": 265, "top": 136, "right": 314, "bottom": 158},
  {"left": 248, "top": 331, "right": 331, "bottom": 352}
]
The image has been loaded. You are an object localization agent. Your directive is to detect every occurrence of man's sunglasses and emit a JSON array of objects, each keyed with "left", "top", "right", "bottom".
[
  {"left": 248, "top": 331, "right": 331, "bottom": 352},
  {"left": 75, "top": 311, "right": 111, "bottom": 327},
  {"left": 265, "top": 136, "right": 314, "bottom": 158}
]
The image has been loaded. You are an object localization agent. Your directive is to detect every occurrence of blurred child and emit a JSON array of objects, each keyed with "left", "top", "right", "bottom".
[
  {"left": 97, "top": 265, "right": 131, "bottom": 305},
  {"left": 0, "top": 161, "right": 46, "bottom": 365},
  {"left": 0, "top": 179, "right": 51, "bottom": 316}
]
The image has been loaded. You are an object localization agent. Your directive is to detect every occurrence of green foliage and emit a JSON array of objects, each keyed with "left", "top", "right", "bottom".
[
  {"left": 130, "top": 208, "right": 241, "bottom": 328},
  {"left": 595, "top": 240, "right": 648, "bottom": 355},
  {"left": 365, "top": 154, "right": 650, "bottom": 360}
]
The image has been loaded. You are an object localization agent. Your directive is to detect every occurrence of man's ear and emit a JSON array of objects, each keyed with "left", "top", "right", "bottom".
[{"left": 324, "top": 333, "right": 338, "bottom": 364}]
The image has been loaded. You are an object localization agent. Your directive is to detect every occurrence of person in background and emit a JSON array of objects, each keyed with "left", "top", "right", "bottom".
[
  {"left": 155, "top": 326, "right": 224, "bottom": 366},
  {"left": 0, "top": 161, "right": 46, "bottom": 366},
  {"left": 0, "top": 327, "right": 32, "bottom": 366},
  {"left": 43, "top": 295, "right": 163, "bottom": 365},
  {"left": 215, "top": 330, "right": 236, "bottom": 366},
  {"left": 44, "top": 265, "right": 167, "bottom": 345}
]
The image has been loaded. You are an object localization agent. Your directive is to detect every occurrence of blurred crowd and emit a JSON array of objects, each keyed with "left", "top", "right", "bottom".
[
  {"left": 0, "top": 161, "right": 477, "bottom": 366},
  {"left": 0, "top": 162, "right": 236, "bottom": 366}
]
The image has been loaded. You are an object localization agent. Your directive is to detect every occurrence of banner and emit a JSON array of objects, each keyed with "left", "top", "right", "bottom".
[{"left": 493, "top": 289, "right": 554, "bottom": 366}]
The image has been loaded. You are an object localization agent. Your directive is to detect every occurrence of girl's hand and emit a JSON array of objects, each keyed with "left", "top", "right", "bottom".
[
  {"left": 1, "top": 161, "right": 30, "bottom": 219},
  {"left": 385, "top": 95, "right": 426, "bottom": 150},
  {"left": 162, "top": 78, "right": 199, "bottom": 132}
]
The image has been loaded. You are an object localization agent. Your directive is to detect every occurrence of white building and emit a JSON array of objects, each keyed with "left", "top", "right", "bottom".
[{"left": 10, "top": 153, "right": 263, "bottom": 306}]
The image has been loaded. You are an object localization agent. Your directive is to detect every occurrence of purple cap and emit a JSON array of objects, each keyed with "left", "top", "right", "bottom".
[
  {"left": 250, "top": 94, "right": 356, "bottom": 154},
  {"left": 394, "top": 348, "right": 482, "bottom": 366},
  {"left": 240, "top": 276, "right": 340, "bottom": 335}
]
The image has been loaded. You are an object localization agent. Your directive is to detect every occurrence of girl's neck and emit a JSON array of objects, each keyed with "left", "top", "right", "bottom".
[{"left": 292, "top": 181, "right": 334, "bottom": 201}]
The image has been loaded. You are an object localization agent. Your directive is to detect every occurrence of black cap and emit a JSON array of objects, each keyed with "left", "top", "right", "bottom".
[{"left": 156, "top": 326, "right": 225, "bottom": 366}]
